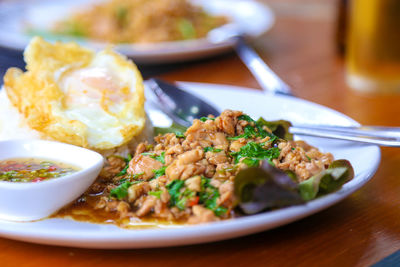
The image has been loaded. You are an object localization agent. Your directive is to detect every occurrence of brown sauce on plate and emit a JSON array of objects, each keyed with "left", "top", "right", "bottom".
[{"left": 53, "top": 193, "right": 184, "bottom": 229}]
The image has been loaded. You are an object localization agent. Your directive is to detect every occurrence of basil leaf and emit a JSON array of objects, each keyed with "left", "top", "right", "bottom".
[
  {"left": 155, "top": 152, "right": 166, "bottom": 164},
  {"left": 200, "top": 117, "right": 215, "bottom": 122},
  {"left": 116, "top": 154, "right": 132, "bottom": 177},
  {"left": 204, "top": 147, "right": 223, "bottom": 153},
  {"left": 167, "top": 180, "right": 185, "bottom": 207},
  {"left": 214, "top": 206, "right": 228, "bottom": 216},
  {"left": 199, "top": 177, "right": 227, "bottom": 216},
  {"left": 175, "top": 189, "right": 196, "bottom": 210},
  {"left": 148, "top": 190, "right": 163, "bottom": 199},
  {"left": 227, "top": 125, "right": 258, "bottom": 140},
  {"left": 175, "top": 132, "right": 185, "bottom": 138},
  {"left": 110, "top": 181, "right": 132, "bottom": 200},
  {"left": 152, "top": 166, "right": 167, "bottom": 179},
  {"left": 230, "top": 142, "right": 280, "bottom": 166},
  {"left": 141, "top": 152, "right": 165, "bottom": 164},
  {"left": 230, "top": 114, "right": 277, "bottom": 141}
]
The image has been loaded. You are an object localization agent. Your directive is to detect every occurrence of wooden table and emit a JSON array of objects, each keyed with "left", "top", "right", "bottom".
[{"left": 1, "top": 0, "right": 400, "bottom": 266}]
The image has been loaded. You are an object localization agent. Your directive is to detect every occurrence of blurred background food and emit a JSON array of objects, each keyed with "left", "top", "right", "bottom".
[
  {"left": 52, "top": 0, "right": 228, "bottom": 43},
  {"left": 0, "top": 0, "right": 273, "bottom": 64}
]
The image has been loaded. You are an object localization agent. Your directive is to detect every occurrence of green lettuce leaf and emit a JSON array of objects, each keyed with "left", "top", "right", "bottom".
[
  {"left": 299, "top": 159, "right": 354, "bottom": 201},
  {"left": 154, "top": 123, "right": 187, "bottom": 136},
  {"left": 257, "top": 118, "right": 293, "bottom": 141},
  {"left": 234, "top": 163, "right": 304, "bottom": 214}
]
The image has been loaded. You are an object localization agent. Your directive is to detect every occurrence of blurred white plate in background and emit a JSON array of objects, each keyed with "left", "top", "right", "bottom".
[{"left": 0, "top": 0, "right": 274, "bottom": 63}]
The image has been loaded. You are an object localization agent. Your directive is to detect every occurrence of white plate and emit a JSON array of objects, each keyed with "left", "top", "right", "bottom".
[
  {"left": 0, "top": 0, "right": 274, "bottom": 63},
  {"left": 0, "top": 83, "right": 380, "bottom": 248}
]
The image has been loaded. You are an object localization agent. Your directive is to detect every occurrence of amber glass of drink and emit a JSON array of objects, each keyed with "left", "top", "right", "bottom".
[{"left": 346, "top": 0, "right": 400, "bottom": 93}]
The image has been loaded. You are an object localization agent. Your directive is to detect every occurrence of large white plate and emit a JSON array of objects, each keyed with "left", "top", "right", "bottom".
[
  {"left": 0, "top": 0, "right": 274, "bottom": 63},
  {"left": 0, "top": 83, "right": 380, "bottom": 248}
]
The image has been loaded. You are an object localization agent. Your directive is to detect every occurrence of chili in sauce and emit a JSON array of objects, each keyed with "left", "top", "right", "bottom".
[{"left": 0, "top": 158, "right": 79, "bottom": 183}]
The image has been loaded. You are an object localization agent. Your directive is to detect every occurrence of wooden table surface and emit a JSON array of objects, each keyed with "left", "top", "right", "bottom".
[{"left": 1, "top": 0, "right": 400, "bottom": 266}]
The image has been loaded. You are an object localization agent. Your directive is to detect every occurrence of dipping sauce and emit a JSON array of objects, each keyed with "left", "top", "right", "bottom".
[{"left": 0, "top": 158, "right": 80, "bottom": 183}]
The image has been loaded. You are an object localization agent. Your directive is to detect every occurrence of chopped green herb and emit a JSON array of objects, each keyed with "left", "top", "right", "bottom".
[
  {"left": 238, "top": 114, "right": 269, "bottom": 137},
  {"left": 237, "top": 114, "right": 254, "bottom": 123},
  {"left": 204, "top": 147, "right": 223, "bottom": 153},
  {"left": 141, "top": 152, "right": 155, "bottom": 157},
  {"left": 154, "top": 152, "right": 165, "bottom": 164},
  {"left": 231, "top": 142, "right": 280, "bottom": 166},
  {"left": 199, "top": 117, "right": 215, "bottom": 122},
  {"left": 167, "top": 179, "right": 185, "bottom": 207},
  {"left": 175, "top": 131, "right": 185, "bottom": 138},
  {"left": 241, "top": 157, "right": 260, "bottom": 167},
  {"left": 124, "top": 154, "right": 133, "bottom": 163},
  {"left": 306, "top": 155, "right": 311, "bottom": 161},
  {"left": 214, "top": 206, "right": 228, "bottom": 216},
  {"left": 291, "top": 147, "right": 296, "bottom": 151},
  {"left": 142, "top": 152, "right": 165, "bottom": 164},
  {"left": 176, "top": 189, "right": 196, "bottom": 210},
  {"left": 153, "top": 166, "right": 167, "bottom": 179},
  {"left": 178, "top": 18, "right": 196, "bottom": 39},
  {"left": 116, "top": 154, "right": 132, "bottom": 177},
  {"left": 228, "top": 114, "right": 276, "bottom": 141},
  {"left": 166, "top": 180, "right": 196, "bottom": 210},
  {"left": 115, "top": 6, "right": 128, "bottom": 27},
  {"left": 110, "top": 181, "right": 132, "bottom": 200},
  {"left": 227, "top": 125, "right": 258, "bottom": 140},
  {"left": 129, "top": 172, "right": 144, "bottom": 181},
  {"left": 118, "top": 178, "right": 128, "bottom": 184},
  {"left": 148, "top": 190, "right": 163, "bottom": 199},
  {"left": 199, "top": 177, "right": 228, "bottom": 216}
]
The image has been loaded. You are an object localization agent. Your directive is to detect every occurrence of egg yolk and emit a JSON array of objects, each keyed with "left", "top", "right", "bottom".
[{"left": 61, "top": 67, "right": 126, "bottom": 109}]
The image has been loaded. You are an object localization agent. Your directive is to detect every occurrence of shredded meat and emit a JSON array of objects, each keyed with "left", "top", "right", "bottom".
[
  {"left": 274, "top": 141, "right": 334, "bottom": 181},
  {"left": 188, "top": 205, "right": 217, "bottom": 224},
  {"left": 98, "top": 156, "right": 125, "bottom": 180},
  {"left": 128, "top": 154, "right": 163, "bottom": 180}
]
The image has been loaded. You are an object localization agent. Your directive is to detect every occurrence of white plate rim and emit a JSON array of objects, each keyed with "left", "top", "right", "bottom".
[{"left": 0, "top": 83, "right": 381, "bottom": 249}]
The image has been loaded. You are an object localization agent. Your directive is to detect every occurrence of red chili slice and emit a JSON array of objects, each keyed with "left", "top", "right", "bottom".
[
  {"left": 48, "top": 166, "right": 57, "bottom": 171},
  {"left": 188, "top": 196, "right": 199, "bottom": 207},
  {"left": 32, "top": 177, "right": 46, "bottom": 183}
]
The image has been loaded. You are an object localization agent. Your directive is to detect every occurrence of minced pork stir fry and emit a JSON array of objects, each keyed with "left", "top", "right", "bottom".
[{"left": 78, "top": 110, "right": 351, "bottom": 224}]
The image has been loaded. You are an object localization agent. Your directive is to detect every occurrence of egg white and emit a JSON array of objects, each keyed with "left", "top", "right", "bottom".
[
  {"left": 56, "top": 51, "right": 140, "bottom": 148},
  {"left": 2, "top": 37, "right": 148, "bottom": 152}
]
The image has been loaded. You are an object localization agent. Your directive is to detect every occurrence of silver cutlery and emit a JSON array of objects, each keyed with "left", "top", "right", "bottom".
[
  {"left": 208, "top": 25, "right": 292, "bottom": 96},
  {"left": 148, "top": 78, "right": 400, "bottom": 147}
]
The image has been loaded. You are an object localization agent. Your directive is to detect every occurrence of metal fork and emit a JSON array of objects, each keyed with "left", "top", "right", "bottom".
[
  {"left": 206, "top": 28, "right": 400, "bottom": 146},
  {"left": 233, "top": 35, "right": 292, "bottom": 96},
  {"left": 208, "top": 25, "right": 292, "bottom": 95}
]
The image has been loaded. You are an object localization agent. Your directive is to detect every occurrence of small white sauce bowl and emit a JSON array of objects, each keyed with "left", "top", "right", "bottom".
[{"left": 0, "top": 139, "right": 104, "bottom": 221}]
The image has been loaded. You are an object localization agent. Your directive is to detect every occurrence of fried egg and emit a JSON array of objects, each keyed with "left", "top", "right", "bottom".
[{"left": 2, "top": 37, "right": 147, "bottom": 153}]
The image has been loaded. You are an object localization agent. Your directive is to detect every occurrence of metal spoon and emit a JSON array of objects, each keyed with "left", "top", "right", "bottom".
[
  {"left": 148, "top": 78, "right": 400, "bottom": 147},
  {"left": 147, "top": 78, "right": 220, "bottom": 127}
]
